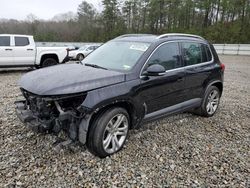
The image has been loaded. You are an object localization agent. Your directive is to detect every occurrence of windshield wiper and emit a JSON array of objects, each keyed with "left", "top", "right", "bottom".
[{"left": 85, "top": 63, "right": 108, "bottom": 70}]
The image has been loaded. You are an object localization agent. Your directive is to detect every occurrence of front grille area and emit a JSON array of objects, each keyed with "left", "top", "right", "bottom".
[
  {"left": 18, "top": 89, "right": 87, "bottom": 140},
  {"left": 21, "top": 89, "right": 58, "bottom": 119}
]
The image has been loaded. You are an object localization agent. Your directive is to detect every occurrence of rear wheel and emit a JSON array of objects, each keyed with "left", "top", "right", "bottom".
[
  {"left": 87, "top": 107, "right": 130, "bottom": 158},
  {"left": 41, "top": 58, "right": 58, "bottom": 68},
  {"left": 194, "top": 86, "right": 221, "bottom": 117}
]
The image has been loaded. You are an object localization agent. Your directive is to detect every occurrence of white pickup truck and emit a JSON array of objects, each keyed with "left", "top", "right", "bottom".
[{"left": 0, "top": 34, "right": 69, "bottom": 68}]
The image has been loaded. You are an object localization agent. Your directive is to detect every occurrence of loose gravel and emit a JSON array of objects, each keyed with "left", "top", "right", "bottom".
[{"left": 0, "top": 55, "right": 249, "bottom": 187}]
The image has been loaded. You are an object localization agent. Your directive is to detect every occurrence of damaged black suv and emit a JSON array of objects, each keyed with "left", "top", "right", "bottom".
[{"left": 15, "top": 33, "right": 225, "bottom": 157}]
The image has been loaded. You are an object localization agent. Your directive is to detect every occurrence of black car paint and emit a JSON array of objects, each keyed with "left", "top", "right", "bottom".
[
  {"left": 16, "top": 35, "right": 224, "bottom": 146},
  {"left": 19, "top": 64, "right": 125, "bottom": 95}
]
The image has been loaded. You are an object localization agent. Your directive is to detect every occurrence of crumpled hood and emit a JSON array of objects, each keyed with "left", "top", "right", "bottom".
[{"left": 19, "top": 64, "right": 125, "bottom": 96}]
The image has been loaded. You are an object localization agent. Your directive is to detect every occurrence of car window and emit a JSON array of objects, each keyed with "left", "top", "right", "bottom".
[
  {"left": 205, "top": 45, "right": 212, "bottom": 61},
  {"left": 182, "top": 42, "right": 203, "bottom": 66},
  {"left": 146, "top": 42, "right": 182, "bottom": 71},
  {"left": 15, "top": 37, "right": 29, "bottom": 46},
  {"left": 182, "top": 42, "right": 212, "bottom": 65},
  {"left": 79, "top": 46, "right": 87, "bottom": 50},
  {"left": 0, "top": 36, "right": 10, "bottom": 46},
  {"left": 201, "top": 44, "right": 208, "bottom": 62}
]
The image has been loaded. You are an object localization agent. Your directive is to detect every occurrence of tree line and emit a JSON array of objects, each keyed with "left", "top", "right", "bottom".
[{"left": 0, "top": 0, "right": 250, "bottom": 43}]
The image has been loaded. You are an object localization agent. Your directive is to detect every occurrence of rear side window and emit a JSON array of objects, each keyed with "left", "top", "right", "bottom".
[
  {"left": 201, "top": 44, "right": 208, "bottom": 62},
  {"left": 182, "top": 42, "right": 213, "bottom": 66},
  {"left": 15, "top": 37, "right": 29, "bottom": 46},
  {"left": 0, "top": 36, "right": 10, "bottom": 46},
  {"left": 205, "top": 45, "right": 212, "bottom": 61},
  {"left": 182, "top": 42, "right": 202, "bottom": 66},
  {"left": 147, "top": 42, "right": 182, "bottom": 71}
]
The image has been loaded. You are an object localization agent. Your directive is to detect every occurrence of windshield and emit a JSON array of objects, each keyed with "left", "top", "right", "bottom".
[
  {"left": 79, "top": 46, "right": 87, "bottom": 50},
  {"left": 82, "top": 41, "right": 150, "bottom": 71}
]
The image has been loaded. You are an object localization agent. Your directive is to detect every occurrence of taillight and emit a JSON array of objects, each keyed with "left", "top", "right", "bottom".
[{"left": 220, "top": 63, "right": 225, "bottom": 71}]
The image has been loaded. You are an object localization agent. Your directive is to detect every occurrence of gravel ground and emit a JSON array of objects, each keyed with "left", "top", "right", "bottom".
[{"left": 0, "top": 55, "right": 249, "bottom": 187}]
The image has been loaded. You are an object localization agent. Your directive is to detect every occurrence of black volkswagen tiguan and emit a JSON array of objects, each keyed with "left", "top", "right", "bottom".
[{"left": 15, "top": 33, "right": 225, "bottom": 157}]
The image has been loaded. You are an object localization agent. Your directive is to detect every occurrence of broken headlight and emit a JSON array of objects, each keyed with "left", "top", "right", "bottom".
[{"left": 55, "top": 93, "right": 87, "bottom": 111}]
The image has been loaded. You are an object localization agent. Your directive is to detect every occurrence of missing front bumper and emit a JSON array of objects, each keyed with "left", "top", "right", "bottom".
[
  {"left": 15, "top": 100, "right": 50, "bottom": 133},
  {"left": 15, "top": 100, "right": 91, "bottom": 145}
]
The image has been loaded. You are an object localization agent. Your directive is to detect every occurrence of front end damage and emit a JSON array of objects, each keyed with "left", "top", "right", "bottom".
[{"left": 15, "top": 89, "right": 91, "bottom": 143}]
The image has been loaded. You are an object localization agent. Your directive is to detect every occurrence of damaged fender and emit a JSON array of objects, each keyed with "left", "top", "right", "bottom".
[{"left": 78, "top": 79, "right": 145, "bottom": 145}]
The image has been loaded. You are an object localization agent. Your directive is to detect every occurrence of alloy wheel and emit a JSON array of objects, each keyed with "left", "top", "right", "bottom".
[
  {"left": 102, "top": 114, "right": 129, "bottom": 154},
  {"left": 206, "top": 90, "right": 220, "bottom": 115}
]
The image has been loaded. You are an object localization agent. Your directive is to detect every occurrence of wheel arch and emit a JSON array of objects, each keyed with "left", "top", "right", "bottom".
[
  {"left": 77, "top": 53, "right": 84, "bottom": 57},
  {"left": 40, "top": 54, "right": 59, "bottom": 65},
  {"left": 78, "top": 80, "right": 143, "bottom": 145},
  {"left": 77, "top": 53, "right": 84, "bottom": 60},
  {"left": 205, "top": 80, "right": 223, "bottom": 97},
  {"left": 78, "top": 100, "right": 140, "bottom": 146},
  {"left": 89, "top": 100, "right": 138, "bottom": 130}
]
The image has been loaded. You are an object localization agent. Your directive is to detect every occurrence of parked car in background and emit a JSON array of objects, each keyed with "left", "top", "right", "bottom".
[
  {"left": 0, "top": 34, "right": 69, "bottom": 68},
  {"left": 15, "top": 33, "right": 224, "bottom": 158},
  {"left": 69, "top": 44, "right": 101, "bottom": 61},
  {"left": 65, "top": 45, "right": 77, "bottom": 51}
]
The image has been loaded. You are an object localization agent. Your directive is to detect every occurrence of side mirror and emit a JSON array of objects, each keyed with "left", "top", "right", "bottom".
[{"left": 143, "top": 64, "right": 166, "bottom": 76}]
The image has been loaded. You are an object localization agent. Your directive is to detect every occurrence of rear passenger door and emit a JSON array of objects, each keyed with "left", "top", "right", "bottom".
[
  {"left": 0, "top": 36, "right": 13, "bottom": 65},
  {"left": 181, "top": 41, "right": 214, "bottom": 100}
]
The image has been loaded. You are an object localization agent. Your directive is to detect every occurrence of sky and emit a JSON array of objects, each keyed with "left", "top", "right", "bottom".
[{"left": 0, "top": 0, "right": 102, "bottom": 20}]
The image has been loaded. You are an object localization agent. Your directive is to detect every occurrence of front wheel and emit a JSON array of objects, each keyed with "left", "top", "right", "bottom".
[
  {"left": 76, "top": 54, "right": 84, "bottom": 61},
  {"left": 194, "top": 86, "right": 221, "bottom": 117},
  {"left": 87, "top": 107, "right": 130, "bottom": 158}
]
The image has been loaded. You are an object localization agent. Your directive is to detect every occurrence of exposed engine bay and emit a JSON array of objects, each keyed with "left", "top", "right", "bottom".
[{"left": 15, "top": 89, "right": 88, "bottom": 141}]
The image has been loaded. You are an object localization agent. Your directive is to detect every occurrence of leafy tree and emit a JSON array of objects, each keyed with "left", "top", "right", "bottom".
[
  {"left": 77, "top": 1, "right": 97, "bottom": 41},
  {"left": 1, "top": 0, "right": 250, "bottom": 43}
]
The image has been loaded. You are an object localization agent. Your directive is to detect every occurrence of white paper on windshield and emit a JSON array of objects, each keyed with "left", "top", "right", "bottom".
[
  {"left": 130, "top": 44, "right": 148, "bottom": 52},
  {"left": 123, "top": 65, "right": 131, "bottom": 70}
]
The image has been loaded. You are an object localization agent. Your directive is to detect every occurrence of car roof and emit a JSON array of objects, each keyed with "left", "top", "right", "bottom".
[
  {"left": 81, "top": 44, "right": 100, "bottom": 47},
  {"left": 113, "top": 33, "right": 208, "bottom": 44},
  {"left": 0, "top": 34, "right": 33, "bottom": 37}
]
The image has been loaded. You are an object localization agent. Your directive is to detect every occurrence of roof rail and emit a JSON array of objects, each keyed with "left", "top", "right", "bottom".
[
  {"left": 156, "top": 33, "right": 204, "bottom": 40},
  {"left": 116, "top": 34, "right": 155, "bottom": 39}
]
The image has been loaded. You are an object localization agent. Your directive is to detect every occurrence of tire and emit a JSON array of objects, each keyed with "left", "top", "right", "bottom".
[
  {"left": 41, "top": 58, "right": 58, "bottom": 68},
  {"left": 76, "top": 54, "right": 84, "bottom": 61},
  {"left": 194, "top": 86, "right": 221, "bottom": 117},
  {"left": 87, "top": 107, "right": 130, "bottom": 158}
]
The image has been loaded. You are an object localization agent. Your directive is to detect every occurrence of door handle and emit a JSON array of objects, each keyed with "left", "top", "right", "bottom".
[
  {"left": 27, "top": 49, "right": 34, "bottom": 51},
  {"left": 5, "top": 49, "right": 12, "bottom": 51}
]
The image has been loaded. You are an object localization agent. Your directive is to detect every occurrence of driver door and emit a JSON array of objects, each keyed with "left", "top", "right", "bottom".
[{"left": 139, "top": 42, "right": 186, "bottom": 114}]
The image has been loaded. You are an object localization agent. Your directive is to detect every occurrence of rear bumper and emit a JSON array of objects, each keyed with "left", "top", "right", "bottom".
[
  {"left": 61, "top": 55, "right": 70, "bottom": 64},
  {"left": 61, "top": 49, "right": 70, "bottom": 64}
]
